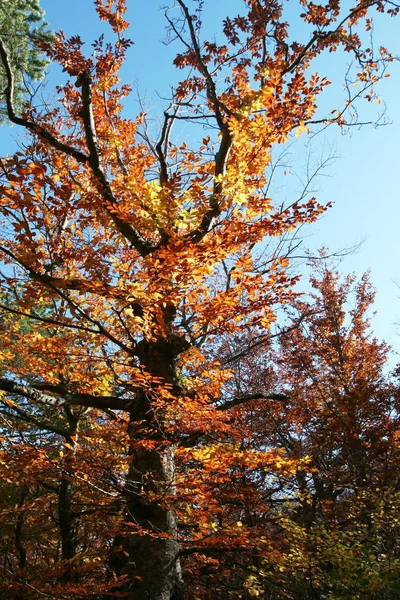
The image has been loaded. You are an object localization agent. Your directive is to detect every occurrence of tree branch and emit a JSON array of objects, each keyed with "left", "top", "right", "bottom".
[
  {"left": 217, "top": 392, "right": 288, "bottom": 412},
  {"left": 175, "top": 0, "right": 233, "bottom": 244},
  {"left": 0, "top": 37, "right": 89, "bottom": 165},
  {"left": 282, "top": 1, "right": 384, "bottom": 77},
  {"left": 220, "top": 312, "right": 315, "bottom": 365},
  {"left": 0, "top": 377, "right": 134, "bottom": 411},
  {"left": 0, "top": 377, "right": 69, "bottom": 409},
  {"left": 77, "top": 71, "right": 157, "bottom": 256},
  {"left": 179, "top": 545, "right": 252, "bottom": 557},
  {"left": 0, "top": 404, "right": 68, "bottom": 436},
  {"left": 0, "top": 244, "right": 135, "bottom": 356},
  {"left": 155, "top": 110, "right": 172, "bottom": 186},
  {"left": 0, "top": 37, "right": 158, "bottom": 257}
]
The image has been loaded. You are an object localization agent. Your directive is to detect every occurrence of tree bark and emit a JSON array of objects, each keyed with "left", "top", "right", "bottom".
[
  {"left": 110, "top": 335, "right": 187, "bottom": 599},
  {"left": 59, "top": 409, "right": 79, "bottom": 581},
  {"left": 15, "top": 488, "right": 27, "bottom": 570}
]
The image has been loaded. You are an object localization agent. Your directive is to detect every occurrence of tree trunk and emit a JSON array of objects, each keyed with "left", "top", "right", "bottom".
[
  {"left": 15, "top": 488, "right": 27, "bottom": 570},
  {"left": 59, "top": 409, "right": 79, "bottom": 582},
  {"left": 121, "top": 444, "right": 184, "bottom": 600},
  {"left": 110, "top": 335, "right": 187, "bottom": 599}
]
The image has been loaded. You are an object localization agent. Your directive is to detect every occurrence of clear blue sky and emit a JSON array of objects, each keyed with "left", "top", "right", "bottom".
[{"left": 15, "top": 1, "right": 400, "bottom": 357}]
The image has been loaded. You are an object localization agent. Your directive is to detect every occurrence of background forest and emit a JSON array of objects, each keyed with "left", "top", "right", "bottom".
[{"left": 0, "top": 1, "right": 399, "bottom": 599}]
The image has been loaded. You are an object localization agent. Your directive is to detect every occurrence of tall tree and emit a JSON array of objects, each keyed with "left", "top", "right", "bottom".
[
  {"left": 222, "top": 264, "right": 400, "bottom": 599},
  {"left": 0, "top": 1, "right": 398, "bottom": 598}
]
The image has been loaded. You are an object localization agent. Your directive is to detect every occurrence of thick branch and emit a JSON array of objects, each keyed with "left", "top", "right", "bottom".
[
  {"left": 0, "top": 37, "right": 157, "bottom": 257},
  {"left": 0, "top": 378, "right": 133, "bottom": 411},
  {"left": 77, "top": 72, "right": 156, "bottom": 256},
  {"left": 0, "top": 403, "right": 68, "bottom": 436},
  {"left": 33, "top": 382, "right": 134, "bottom": 411},
  {"left": 155, "top": 110, "right": 172, "bottom": 186},
  {"left": 0, "top": 37, "right": 89, "bottom": 165},
  {"left": 217, "top": 392, "right": 288, "bottom": 411},
  {"left": 0, "top": 378, "right": 68, "bottom": 409}
]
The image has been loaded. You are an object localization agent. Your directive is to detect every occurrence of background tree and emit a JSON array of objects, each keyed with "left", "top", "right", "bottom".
[
  {"left": 219, "top": 263, "right": 400, "bottom": 599},
  {"left": 0, "top": 1, "right": 398, "bottom": 599},
  {"left": 0, "top": 0, "right": 53, "bottom": 121}
]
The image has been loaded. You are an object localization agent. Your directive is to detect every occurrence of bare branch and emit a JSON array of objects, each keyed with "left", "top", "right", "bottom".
[
  {"left": 0, "top": 403, "right": 68, "bottom": 436},
  {"left": 0, "top": 377, "right": 133, "bottom": 411},
  {"left": 174, "top": 0, "right": 233, "bottom": 243},
  {"left": 0, "top": 37, "right": 89, "bottom": 165},
  {"left": 217, "top": 392, "right": 288, "bottom": 412},
  {"left": 220, "top": 312, "right": 316, "bottom": 365},
  {"left": 175, "top": 0, "right": 233, "bottom": 127}
]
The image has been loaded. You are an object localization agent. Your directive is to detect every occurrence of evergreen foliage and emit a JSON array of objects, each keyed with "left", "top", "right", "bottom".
[{"left": 0, "top": 0, "right": 52, "bottom": 120}]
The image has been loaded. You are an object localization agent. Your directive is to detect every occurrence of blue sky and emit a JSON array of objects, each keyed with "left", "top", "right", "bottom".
[{"left": 12, "top": 1, "right": 400, "bottom": 356}]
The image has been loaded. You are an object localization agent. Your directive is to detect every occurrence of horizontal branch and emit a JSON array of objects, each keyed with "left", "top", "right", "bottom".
[
  {"left": 0, "top": 405, "right": 68, "bottom": 436},
  {"left": 179, "top": 545, "right": 252, "bottom": 557},
  {"left": 217, "top": 392, "right": 288, "bottom": 412},
  {"left": 0, "top": 377, "right": 134, "bottom": 411},
  {"left": 32, "top": 382, "right": 134, "bottom": 411},
  {"left": 0, "top": 377, "right": 67, "bottom": 409}
]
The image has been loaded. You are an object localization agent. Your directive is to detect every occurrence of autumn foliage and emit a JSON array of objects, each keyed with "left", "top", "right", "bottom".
[
  {"left": 215, "top": 263, "right": 400, "bottom": 598},
  {"left": 0, "top": 1, "right": 399, "bottom": 599}
]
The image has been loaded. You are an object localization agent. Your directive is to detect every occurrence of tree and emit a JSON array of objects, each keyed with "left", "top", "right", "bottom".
[
  {"left": 221, "top": 263, "right": 400, "bottom": 599},
  {"left": 0, "top": 1, "right": 398, "bottom": 598},
  {"left": 0, "top": 0, "right": 53, "bottom": 121}
]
